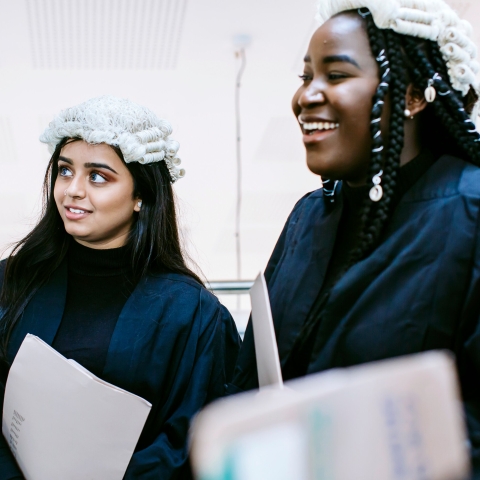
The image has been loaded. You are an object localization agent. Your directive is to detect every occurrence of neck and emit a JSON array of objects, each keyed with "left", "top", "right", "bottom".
[
  {"left": 73, "top": 232, "right": 130, "bottom": 250},
  {"left": 399, "top": 116, "right": 422, "bottom": 167}
]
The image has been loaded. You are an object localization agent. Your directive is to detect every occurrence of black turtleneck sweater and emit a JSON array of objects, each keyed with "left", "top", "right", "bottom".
[
  {"left": 52, "top": 241, "right": 136, "bottom": 377},
  {"left": 283, "top": 150, "right": 437, "bottom": 380}
]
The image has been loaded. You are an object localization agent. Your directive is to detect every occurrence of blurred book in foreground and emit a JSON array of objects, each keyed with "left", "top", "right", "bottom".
[
  {"left": 2, "top": 334, "right": 152, "bottom": 480},
  {"left": 191, "top": 351, "right": 469, "bottom": 480}
]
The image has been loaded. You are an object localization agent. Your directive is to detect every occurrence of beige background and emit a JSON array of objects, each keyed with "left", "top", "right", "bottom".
[{"left": 0, "top": 0, "right": 477, "bottom": 283}]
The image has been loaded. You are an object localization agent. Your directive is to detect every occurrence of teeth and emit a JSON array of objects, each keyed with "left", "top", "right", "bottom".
[
  {"left": 303, "top": 122, "right": 339, "bottom": 131},
  {"left": 69, "top": 208, "right": 86, "bottom": 214}
]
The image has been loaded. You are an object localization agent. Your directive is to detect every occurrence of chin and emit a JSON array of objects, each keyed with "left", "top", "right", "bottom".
[
  {"left": 64, "top": 226, "right": 91, "bottom": 240},
  {"left": 306, "top": 156, "right": 336, "bottom": 179}
]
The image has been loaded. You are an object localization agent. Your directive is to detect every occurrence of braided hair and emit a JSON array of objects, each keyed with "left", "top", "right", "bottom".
[
  {"left": 348, "top": 9, "right": 480, "bottom": 265},
  {"left": 283, "top": 11, "right": 480, "bottom": 375}
]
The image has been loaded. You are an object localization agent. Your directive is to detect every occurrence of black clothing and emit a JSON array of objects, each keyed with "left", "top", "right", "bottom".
[
  {"left": 52, "top": 241, "right": 135, "bottom": 377},
  {"left": 0, "top": 252, "right": 240, "bottom": 479},
  {"left": 229, "top": 154, "right": 480, "bottom": 476},
  {"left": 283, "top": 150, "right": 436, "bottom": 380}
]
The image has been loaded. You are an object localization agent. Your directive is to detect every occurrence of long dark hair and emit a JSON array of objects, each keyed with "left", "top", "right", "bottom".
[
  {"left": 343, "top": 9, "right": 480, "bottom": 266},
  {"left": 0, "top": 138, "right": 202, "bottom": 359}
]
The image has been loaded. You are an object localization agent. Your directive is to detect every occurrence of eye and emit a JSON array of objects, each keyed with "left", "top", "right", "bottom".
[
  {"left": 298, "top": 73, "right": 312, "bottom": 82},
  {"left": 59, "top": 166, "right": 73, "bottom": 177},
  {"left": 90, "top": 172, "right": 107, "bottom": 184},
  {"left": 328, "top": 72, "right": 349, "bottom": 81}
]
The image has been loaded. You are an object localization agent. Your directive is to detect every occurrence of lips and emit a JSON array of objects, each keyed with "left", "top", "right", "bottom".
[
  {"left": 302, "top": 121, "right": 339, "bottom": 133},
  {"left": 298, "top": 119, "right": 339, "bottom": 145},
  {"left": 298, "top": 117, "right": 339, "bottom": 140},
  {"left": 299, "top": 116, "right": 338, "bottom": 130},
  {"left": 64, "top": 205, "right": 92, "bottom": 220}
]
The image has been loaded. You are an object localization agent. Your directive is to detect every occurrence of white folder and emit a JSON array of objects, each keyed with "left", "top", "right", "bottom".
[
  {"left": 249, "top": 272, "right": 283, "bottom": 389},
  {"left": 2, "top": 334, "right": 152, "bottom": 480}
]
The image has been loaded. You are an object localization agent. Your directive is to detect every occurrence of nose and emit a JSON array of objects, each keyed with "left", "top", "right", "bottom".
[
  {"left": 297, "top": 83, "right": 327, "bottom": 109},
  {"left": 65, "top": 175, "right": 87, "bottom": 199}
]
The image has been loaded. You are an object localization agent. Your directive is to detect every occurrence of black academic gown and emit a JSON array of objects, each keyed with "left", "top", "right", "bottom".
[
  {"left": 230, "top": 155, "right": 480, "bottom": 473},
  {"left": 0, "top": 263, "right": 240, "bottom": 480}
]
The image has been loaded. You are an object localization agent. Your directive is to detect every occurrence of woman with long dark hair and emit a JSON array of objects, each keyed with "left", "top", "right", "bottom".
[
  {"left": 0, "top": 96, "right": 240, "bottom": 479},
  {"left": 229, "top": 0, "right": 480, "bottom": 474}
]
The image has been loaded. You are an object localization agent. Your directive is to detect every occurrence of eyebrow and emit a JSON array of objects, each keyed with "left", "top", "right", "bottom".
[
  {"left": 324, "top": 54, "right": 361, "bottom": 68},
  {"left": 304, "top": 54, "right": 361, "bottom": 69},
  {"left": 58, "top": 156, "right": 118, "bottom": 174}
]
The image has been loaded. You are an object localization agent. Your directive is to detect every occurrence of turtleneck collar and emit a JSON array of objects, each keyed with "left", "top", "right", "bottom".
[
  {"left": 67, "top": 240, "right": 131, "bottom": 277},
  {"left": 395, "top": 149, "right": 436, "bottom": 200}
]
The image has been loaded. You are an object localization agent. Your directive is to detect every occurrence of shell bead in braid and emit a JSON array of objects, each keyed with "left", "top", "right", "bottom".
[
  {"left": 402, "top": 37, "right": 480, "bottom": 163},
  {"left": 350, "top": 14, "right": 393, "bottom": 263},
  {"left": 350, "top": 17, "right": 409, "bottom": 265},
  {"left": 317, "top": 0, "right": 480, "bottom": 100},
  {"left": 365, "top": 15, "right": 390, "bottom": 205},
  {"left": 369, "top": 30, "right": 406, "bottom": 234},
  {"left": 349, "top": 23, "right": 392, "bottom": 264},
  {"left": 319, "top": 2, "right": 480, "bottom": 273}
]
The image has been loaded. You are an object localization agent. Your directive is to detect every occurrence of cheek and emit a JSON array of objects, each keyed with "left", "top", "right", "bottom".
[
  {"left": 93, "top": 186, "right": 135, "bottom": 216},
  {"left": 337, "top": 85, "right": 375, "bottom": 118},
  {"left": 334, "top": 83, "right": 378, "bottom": 142}
]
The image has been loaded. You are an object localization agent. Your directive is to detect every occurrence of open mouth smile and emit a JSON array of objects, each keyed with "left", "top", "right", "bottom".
[
  {"left": 302, "top": 121, "right": 339, "bottom": 135},
  {"left": 300, "top": 120, "right": 340, "bottom": 145},
  {"left": 64, "top": 206, "right": 92, "bottom": 220}
]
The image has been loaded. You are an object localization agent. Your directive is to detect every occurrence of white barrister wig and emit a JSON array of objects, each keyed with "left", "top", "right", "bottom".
[
  {"left": 40, "top": 96, "right": 185, "bottom": 182},
  {"left": 316, "top": 0, "right": 480, "bottom": 98}
]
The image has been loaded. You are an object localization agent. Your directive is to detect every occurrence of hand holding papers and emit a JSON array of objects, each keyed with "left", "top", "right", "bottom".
[{"left": 2, "top": 334, "right": 152, "bottom": 480}]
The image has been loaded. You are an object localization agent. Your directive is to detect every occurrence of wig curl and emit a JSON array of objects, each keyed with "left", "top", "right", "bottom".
[
  {"left": 317, "top": 0, "right": 479, "bottom": 101},
  {"left": 40, "top": 95, "right": 185, "bottom": 182}
]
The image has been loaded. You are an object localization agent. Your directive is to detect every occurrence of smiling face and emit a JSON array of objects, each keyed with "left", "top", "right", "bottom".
[
  {"left": 292, "top": 12, "right": 384, "bottom": 185},
  {"left": 54, "top": 140, "right": 141, "bottom": 249}
]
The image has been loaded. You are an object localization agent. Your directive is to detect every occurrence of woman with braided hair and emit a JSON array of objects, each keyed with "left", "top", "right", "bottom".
[
  {"left": 0, "top": 96, "right": 240, "bottom": 479},
  {"left": 228, "top": 0, "right": 480, "bottom": 473}
]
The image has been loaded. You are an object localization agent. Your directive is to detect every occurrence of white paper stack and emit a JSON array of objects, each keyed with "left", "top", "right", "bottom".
[
  {"left": 2, "top": 334, "right": 152, "bottom": 480},
  {"left": 190, "top": 351, "right": 470, "bottom": 480}
]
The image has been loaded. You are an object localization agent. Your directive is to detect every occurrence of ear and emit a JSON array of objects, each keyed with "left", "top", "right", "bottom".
[
  {"left": 134, "top": 198, "right": 142, "bottom": 213},
  {"left": 405, "top": 83, "right": 428, "bottom": 117}
]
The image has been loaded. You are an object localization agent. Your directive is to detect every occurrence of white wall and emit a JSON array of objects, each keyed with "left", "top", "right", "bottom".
[
  {"left": 0, "top": 0, "right": 321, "bottom": 282},
  {"left": 0, "top": 0, "right": 478, "bottom": 282}
]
